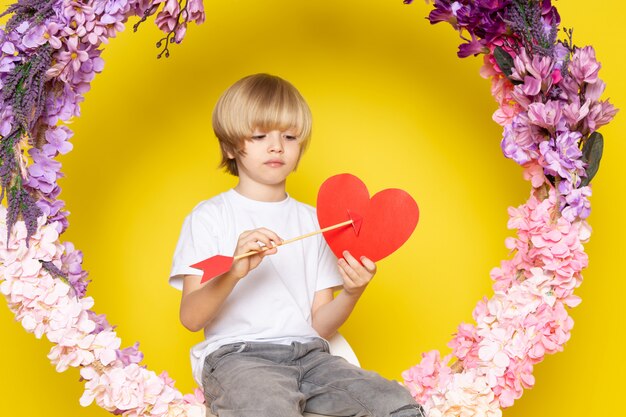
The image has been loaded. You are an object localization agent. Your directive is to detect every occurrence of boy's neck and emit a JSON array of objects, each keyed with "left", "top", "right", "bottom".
[{"left": 234, "top": 181, "right": 288, "bottom": 202}]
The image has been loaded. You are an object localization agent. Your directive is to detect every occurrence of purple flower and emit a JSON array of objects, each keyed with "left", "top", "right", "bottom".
[
  {"left": 0, "top": 105, "right": 15, "bottom": 136},
  {"left": 93, "top": 0, "right": 133, "bottom": 21},
  {"left": 428, "top": 0, "right": 512, "bottom": 57},
  {"left": 61, "top": 241, "right": 90, "bottom": 297},
  {"left": 56, "top": 36, "right": 90, "bottom": 73},
  {"left": 36, "top": 198, "right": 69, "bottom": 234},
  {"left": 558, "top": 181, "right": 591, "bottom": 221},
  {"left": 22, "top": 24, "right": 47, "bottom": 49},
  {"left": 36, "top": 198, "right": 65, "bottom": 218},
  {"left": 427, "top": 1, "right": 463, "bottom": 28},
  {"left": 116, "top": 342, "right": 144, "bottom": 366},
  {"left": 538, "top": 130, "right": 584, "bottom": 183},
  {"left": 501, "top": 114, "right": 542, "bottom": 165},
  {"left": 87, "top": 310, "right": 113, "bottom": 334},
  {"left": 43, "top": 125, "right": 74, "bottom": 156},
  {"left": 458, "top": 35, "right": 490, "bottom": 58},
  {"left": 553, "top": 42, "right": 569, "bottom": 70},
  {"left": 1, "top": 40, "right": 22, "bottom": 86},
  {"left": 26, "top": 148, "right": 63, "bottom": 194},
  {"left": 44, "top": 82, "right": 83, "bottom": 125}
]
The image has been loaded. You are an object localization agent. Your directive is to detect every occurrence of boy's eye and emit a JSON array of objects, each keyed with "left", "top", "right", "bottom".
[
  {"left": 284, "top": 135, "right": 298, "bottom": 141},
  {"left": 251, "top": 134, "right": 266, "bottom": 140}
]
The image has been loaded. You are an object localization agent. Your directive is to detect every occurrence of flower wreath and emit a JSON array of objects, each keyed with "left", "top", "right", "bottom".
[{"left": 0, "top": 0, "right": 618, "bottom": 416}]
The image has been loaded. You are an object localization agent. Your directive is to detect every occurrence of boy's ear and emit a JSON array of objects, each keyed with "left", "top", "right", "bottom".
[{"left": 222, "top": 143, "right": 236, "bottom": 160}]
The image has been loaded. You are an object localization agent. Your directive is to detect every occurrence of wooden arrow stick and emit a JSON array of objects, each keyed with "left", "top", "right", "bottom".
[
  {"left": 233, "top": 219, "right": 356, "bottom": 260},
  {"left": 192, "top": 212, "right": 363, "bottom": 283}
]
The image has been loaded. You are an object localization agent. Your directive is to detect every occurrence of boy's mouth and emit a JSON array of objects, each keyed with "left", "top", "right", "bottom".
[{"left": 264, "top": 159, "right": 285, "bottom": 167}]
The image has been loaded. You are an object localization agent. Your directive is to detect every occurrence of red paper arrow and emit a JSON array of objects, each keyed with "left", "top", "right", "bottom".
[{"left": 191, "top": 211, "right": 363, "bottom": 283}]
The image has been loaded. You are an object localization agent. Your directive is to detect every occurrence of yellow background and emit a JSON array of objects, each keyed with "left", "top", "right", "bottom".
[{"left": 1, "top": 1, "right": 624, "bottom": 415}]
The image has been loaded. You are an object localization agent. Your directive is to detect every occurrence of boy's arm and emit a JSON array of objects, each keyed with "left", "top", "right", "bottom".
[
  {"left": 179, "top": 228, "right": 281, "bottom": 332},
  {"left": 311, "top": 251, "right": 376, "bottom": 339},
  {"left": 179, "top": 272, "right": 240, "bottom": 332}
]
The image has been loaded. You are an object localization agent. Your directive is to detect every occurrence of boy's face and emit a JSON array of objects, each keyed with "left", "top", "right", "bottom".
[{"left": 228, "top": 128, "right": 302, "bottom": 188}]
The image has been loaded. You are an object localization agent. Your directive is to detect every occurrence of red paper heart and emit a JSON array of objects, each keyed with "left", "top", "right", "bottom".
[{"left": 317, "top": 173, "right": 419, "bottom": 262}]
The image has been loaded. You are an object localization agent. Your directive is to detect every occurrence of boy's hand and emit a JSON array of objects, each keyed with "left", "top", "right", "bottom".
[
  {"left": 230, "top": 228, "right": 282, "bottom": 280},
  {"left": 337, "top": 250, "right": 377, "bottom": 297}
]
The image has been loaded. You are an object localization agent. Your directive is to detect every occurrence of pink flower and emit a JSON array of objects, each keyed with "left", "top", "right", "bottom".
[
  {"left": 492, "top": 358, "right": 534, "bottom": 407},
  {"left": 584, "top": 100, "right": 619, "bottom": 133},
  {"left": 585, "top": 79, "right": 606, "bottom": 101},
  {"left": 187, "top": 0, "right": 206, "bottom": 24},
  {"left": 523, "top": 302, "right": 573, "bottom": 362},
  {"left": 561, "top": 97, "right": 590, "bottom": 130},
  {"left": 510, "top": 50, "right": 555, "bottom": 97},
  {"left": 80, "top": 364, "right": 183, "bottom": 414},
  {"left": 402, "top": 350, "right": 453, "bottom": 406},
  {"left": 522, "top": 162, "right": 546, "bottom": 188},
  {"left": 155, "top": 0, "right": 181, "bottom": 33},
  {"left": 527, "top": 101, "right": 562, "bottom": 133},
  {"left": 448, "top": 323, "right": 481, "bottom": 368},
  {"left": 569, "top": 46, "right": 600, "bottom": 85},
  {"left": 182, "top": 387, "right": 205, "bottom": 405},
  {"left": 427, "top": 371, "right": 502, "bottom": 417}
]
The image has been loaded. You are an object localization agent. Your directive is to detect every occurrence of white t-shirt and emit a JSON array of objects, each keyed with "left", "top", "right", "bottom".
[{"left": 169, "top": 189, "right": 343, "bottom": 385}]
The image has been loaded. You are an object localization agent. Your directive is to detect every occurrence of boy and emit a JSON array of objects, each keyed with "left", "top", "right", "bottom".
[{"left": 169, "top": 73, "right": 424, "bottom": 417}]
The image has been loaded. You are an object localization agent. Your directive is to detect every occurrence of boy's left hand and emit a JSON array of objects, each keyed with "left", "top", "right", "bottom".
[{"left": 337, "top": 250, "right": 377, "bottom": 297}]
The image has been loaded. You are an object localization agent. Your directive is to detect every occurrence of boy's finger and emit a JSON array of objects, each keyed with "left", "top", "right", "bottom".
[
  {"left": 262, "top": 247, "right": 278, "bottom": 256},
  {"left": 342, "top": 251, "right": 366, "bottom": 272},
  {"left": 359, "top": 256, "right": 377, "bottom": 273},
  {"left": 338, "top": 258, "right": 360, "bottom": 280},
  {"left": 338, "top": 261, "right": 357, "bottom": 285},
  {"left": 246, "top": 231, "right": 280, "bottom": 249},
  {"left": 255, "top": 228, "right": 283, "bottom": 245}
]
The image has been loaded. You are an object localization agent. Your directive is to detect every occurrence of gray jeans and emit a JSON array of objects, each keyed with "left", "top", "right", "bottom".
[{"left": 202, "top": 338, "right": 425, "bottom": 417}]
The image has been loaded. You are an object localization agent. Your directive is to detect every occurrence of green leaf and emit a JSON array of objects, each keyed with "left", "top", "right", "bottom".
[
  {"left": 580, "top": 132, "right": 604, "bottom": 187},
  {"left": 493, "top": 46, "right": 515, "bottom": 77}
]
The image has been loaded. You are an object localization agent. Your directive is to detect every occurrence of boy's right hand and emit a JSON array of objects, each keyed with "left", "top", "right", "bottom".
[{"left": 229, "top": 228, "right": 282, "bottom": 280}]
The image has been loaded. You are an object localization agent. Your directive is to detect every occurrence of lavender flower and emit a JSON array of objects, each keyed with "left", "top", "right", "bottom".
[
  {"left": 6, "top": 183, "right": 42, "bottom": 246},
  {"left": 2, "top": 42, "right": 53, "bottom": 133},
  {"left": 0, "top": 0, "right": 60, "bottom": 34},
  {"left": 41, "top": 259, "right": 68, "bottom": 279},
  {"left": 506, "top": 0, "right": 559, "bottom": 57}
]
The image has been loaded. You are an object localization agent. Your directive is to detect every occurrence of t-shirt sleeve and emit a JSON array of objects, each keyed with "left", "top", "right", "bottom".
[
  {"left": 169, "top": 207, "right": 219, "bottom": 290},
  {"left": 315, "top": 233, "right": 344, "bottom": 292}
]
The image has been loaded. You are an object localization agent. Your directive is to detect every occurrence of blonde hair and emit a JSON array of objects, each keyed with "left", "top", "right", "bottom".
[{"left": 212, "top": 73, "right": 312, "bottom": 176}]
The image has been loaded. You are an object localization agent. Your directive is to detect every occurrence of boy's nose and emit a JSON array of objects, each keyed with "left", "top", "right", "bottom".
[{"left": 267, "top": 132, "right": 284, "bottom": 153}]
